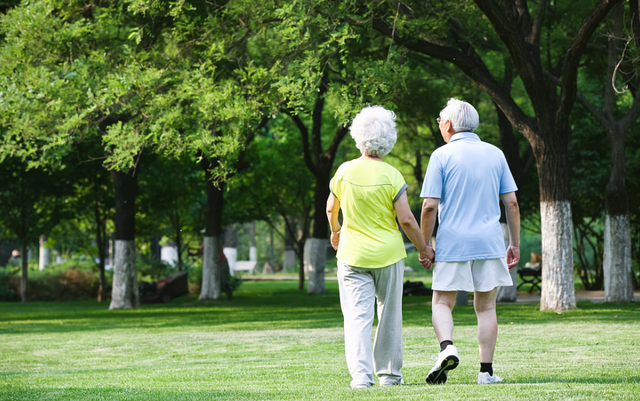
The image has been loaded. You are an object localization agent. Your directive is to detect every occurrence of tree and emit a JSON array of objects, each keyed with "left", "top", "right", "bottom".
[
  {"left": 573, "top": 2, "right": 637, "bottom": 301},
  {"left": 0, "top": 158, "right": 73, "bottom": 302},
  {"left": 226, "top": 118, "right": 315, "bottom": 290}
]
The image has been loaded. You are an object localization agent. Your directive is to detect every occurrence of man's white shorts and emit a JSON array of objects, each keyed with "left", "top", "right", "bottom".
[{"left": 432, "top": 258, "right": 513, "bottom": 292}]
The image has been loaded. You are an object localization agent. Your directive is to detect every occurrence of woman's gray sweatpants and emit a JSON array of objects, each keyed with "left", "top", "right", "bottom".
[{"left": 337, "top": 260, "right": 404, "bottom": 388}]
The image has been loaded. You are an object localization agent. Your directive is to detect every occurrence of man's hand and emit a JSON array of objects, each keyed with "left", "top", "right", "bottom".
[
  {"left": 419, "top": 246, "right": 435, "bottom": 270},
  {"left": 506, "top": 245, "right": 520, "bottom": 270},
  {"left": 330, "top": 232, "right": 340, "bottom": 251}
]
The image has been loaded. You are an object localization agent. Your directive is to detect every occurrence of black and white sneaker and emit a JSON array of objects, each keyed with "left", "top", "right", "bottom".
[{"left": 425, "top": 345, "right": 459, "bottom": 384}]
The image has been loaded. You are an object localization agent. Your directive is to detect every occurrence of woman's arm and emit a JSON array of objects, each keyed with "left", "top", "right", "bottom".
[
  {"left": 326, "top": 193, "right": 341, "bottom": 251},
  {"left": 395, "top": 192, "right": 434, "bottom": 269}
]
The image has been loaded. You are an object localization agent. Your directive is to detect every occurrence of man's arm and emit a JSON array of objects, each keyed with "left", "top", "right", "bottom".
[
  {"left": 501, "top": 191, "right": 520, "bottom": 270},
  {"left": 420, "top": 197, "right": 439, "bottom": 257}
]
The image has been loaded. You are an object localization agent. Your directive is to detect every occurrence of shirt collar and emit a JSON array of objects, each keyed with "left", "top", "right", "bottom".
[{"left": 449, "top": 132, "right": 480, "bottom": 143}]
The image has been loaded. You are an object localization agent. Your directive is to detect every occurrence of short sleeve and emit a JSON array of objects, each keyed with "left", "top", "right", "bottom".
[
  {"left": 421, "top": 152, "right": 443, "bottom": 198},
  {"left": 392, "top": 169, "right": 408, "bottom": 203},
  {"left": 499, "top": 155, "right": 518, "bottom": 194},
  {"left": 330, "top": 165, "right": 343, "bottom": 200}
]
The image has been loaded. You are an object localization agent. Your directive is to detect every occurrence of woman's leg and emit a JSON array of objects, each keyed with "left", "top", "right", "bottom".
[
  {"left": 372, "top": 260, "right": 404, "bottom": 385},
  {"left": 337, "top": 261, "right": 376, "bottom": 388}
]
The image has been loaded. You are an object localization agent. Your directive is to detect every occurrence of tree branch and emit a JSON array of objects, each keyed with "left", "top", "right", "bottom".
[
  {"left": 529, "top": 0, "right": 547, "bottom": 46},
  {"left": 366, "top": 14, "right": 535, "bottom": 137},
  {"left": 288, "top": 112, "right": 318, "bottom": 176},
  {"left": 557, "top": 0, "right": 624, "bottom": 132}
]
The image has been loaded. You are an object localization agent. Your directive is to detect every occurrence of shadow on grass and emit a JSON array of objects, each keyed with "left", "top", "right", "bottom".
[{"left": 1, "top": 281, "right": 638, "bottom": 335}]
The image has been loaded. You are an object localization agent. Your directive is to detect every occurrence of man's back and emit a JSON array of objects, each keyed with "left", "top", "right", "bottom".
[{"left": 421, "top": 132, "right": 517, "bottom": 261}]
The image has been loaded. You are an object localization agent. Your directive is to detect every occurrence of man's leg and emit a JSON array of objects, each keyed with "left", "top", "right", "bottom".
[
  {"left": 432, "top": 290, "right": 457, "bottom": 342},
  {"left": 426, "top": 290, "right": 459, "bottom": 384},
  {"left": 474, "top": 288, "right": 503, "bottom": 384},
  {"left": 474, "top": 288, "right": 497, "bottom": 363},
  {"left": 337, "top": 261, "right": 376, "bottom": 388},
  {"left": 372, "top": 260, "right": 404, "bottom": 386}
]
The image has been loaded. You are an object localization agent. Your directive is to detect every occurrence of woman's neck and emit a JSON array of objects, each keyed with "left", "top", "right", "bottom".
[{"left": 360, "top": 154, "right": 383, "bottom": 161}]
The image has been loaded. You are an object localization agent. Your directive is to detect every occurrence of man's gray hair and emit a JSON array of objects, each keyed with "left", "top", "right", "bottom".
[
  {"left": 349, "top": 106, "right": 397, "bottom": 158},
  {"left": 440, "top": 98, "right": 479, "bottom": 133}
]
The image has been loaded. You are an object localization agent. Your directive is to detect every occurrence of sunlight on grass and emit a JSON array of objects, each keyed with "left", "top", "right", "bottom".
[{"left": 1, "top": 281, "right": 639, "bottom": 400}]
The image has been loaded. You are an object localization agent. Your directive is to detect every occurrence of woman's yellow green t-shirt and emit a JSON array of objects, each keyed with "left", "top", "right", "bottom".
[{"left": 330, "top": 159, "right": 408, "bottom": 268}]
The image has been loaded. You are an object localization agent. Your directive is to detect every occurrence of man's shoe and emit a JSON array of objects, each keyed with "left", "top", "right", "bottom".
[
  {"left": 425, "top": 345, "right": 459, "bottom": 384},
  {"left": 477, "top": 372, "right": 503, "bottom": 384}
]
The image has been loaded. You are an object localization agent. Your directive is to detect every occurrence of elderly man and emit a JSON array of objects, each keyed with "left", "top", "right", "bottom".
[{"left": 420, "top": 98, "right": 520, "bottom": 385}]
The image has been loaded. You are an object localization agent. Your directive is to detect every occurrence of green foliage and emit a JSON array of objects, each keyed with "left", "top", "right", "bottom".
[{"left": 0, "top": 260, "right": 110, "bottom": 302}]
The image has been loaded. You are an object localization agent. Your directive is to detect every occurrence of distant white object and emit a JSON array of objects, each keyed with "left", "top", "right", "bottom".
[
  {"left": 161, "top": 245, "right": 178, "bottom": 265},
  {"left": 56, "top": 255, "right": 62, "bottom": 264},
  {"left": 223, "top": 247, "right": 237, "bottom": 274},
  {"left": 249, "top": 246, "right": 257, "bottom": 261},
  {"left": 234, "top": 261, "right": 257, "bottom": 274},
  {"left": 404, "top": 265, "right": 414, "bottom": 273},
  {"left": 39, "top": 235, "right": 50, "bottom": 270},
  {"left": 283, "top": 249, "right": 295, "bottom": 272}
]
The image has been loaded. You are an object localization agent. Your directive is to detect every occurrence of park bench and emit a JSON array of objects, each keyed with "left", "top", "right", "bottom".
[
  {"left": 518, "top": 253, "right": 542, "bottom": 293},
  {"left": 233, "top": 260, "right": 257, "bottom": 274}
]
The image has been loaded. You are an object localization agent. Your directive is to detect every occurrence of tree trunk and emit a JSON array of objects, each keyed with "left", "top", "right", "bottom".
[
  {"left": 200, "top": 236, "right": 221, "bottom": 300},
  {"left": 536, "top": 135, "right": 576, "bottom": 311},
  {"left": 176, "top": 221, "right": 183, "bottom": 271},
  {"left": 250, "top": 221, "right": 257, "bottom": 261},
  {"left": 297, "top": 240, "right": 305, "bottom": 291},
  {"left": 20, "top": 243, "right": 28, "bottom": 303},
  {"left": 109, "top": 169, "right": 139, "bottom": 310},
  {"left": 603, "top": 131, "right": 634, "bottom": 302},
  {"left": 305, "top": 237, "right": 326, "bottom": 294},
  {"left": 305, "top": 174, "right": 330, "bottom": 291},
  {"left": 199, "top": 164, "right": 224, "bottom": 301},
  {"left": 223, "top": 223, "right": 237, "bottom": 274},
  {"left": 95, "top": 204, "right": 106, "bottom": 302},
  {"left": 284, "top": 220, "right": 296, "bottom": 273},
  {"left": 38, "top": 235, "right": 50, "bottom": 271}
]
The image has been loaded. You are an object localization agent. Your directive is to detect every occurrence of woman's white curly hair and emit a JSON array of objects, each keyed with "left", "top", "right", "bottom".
[{"left": 349, "top": 106, "right": 397, "bottom": 158}]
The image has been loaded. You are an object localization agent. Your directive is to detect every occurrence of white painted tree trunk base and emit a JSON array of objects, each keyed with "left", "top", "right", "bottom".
[
  {"left": 223, "top": 247, "right": 238, "bottom": 275},
  {"left": 199, "top": 236, "right": 221, "bottom": 301},
  {"left": 604, "top": 213, "right": 635, "bottom": 302},
  {"left": 540, "top": 201, "right": 576, "bottom": 311},
  {"left": 305, "top": 238, "right": 326, "bottom": 294},
  {"left": 39, "top": 235, "right": 50, "bottom": 271},
  {"left": 497, "top": 222, "right": 517, "bottom": 302},
  {"left": 283, "top": 249, "right": 295, "bottom": 273},
  {"left": 249, "top": 246, "right": 257, "bottom": 262},
  {"left": 109, "top": 240, "right": 139, "bottom": 310}
]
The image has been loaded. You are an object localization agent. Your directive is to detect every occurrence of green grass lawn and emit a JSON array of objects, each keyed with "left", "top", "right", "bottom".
[{"left": 1, "top": 281, "right": 639, "bottom": 400}]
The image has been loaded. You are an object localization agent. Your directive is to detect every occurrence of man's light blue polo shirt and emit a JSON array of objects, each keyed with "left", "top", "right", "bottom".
[{"left": 420, "top": 132, "right": 517, "bottom": 262}]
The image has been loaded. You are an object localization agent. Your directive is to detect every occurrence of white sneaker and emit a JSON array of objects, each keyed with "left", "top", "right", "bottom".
[
  {"left": 477, "top": 371, "right": 503, "bottom": 384},
  {"left": 425, "top": 345, "right": 459, "bottom": 384}
]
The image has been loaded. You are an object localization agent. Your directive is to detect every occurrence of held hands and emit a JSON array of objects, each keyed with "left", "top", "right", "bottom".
[
  {"left": 419, "top": 245, "right": 436, "bottom": 270},
  {"left": 506, "top": 245, "right": 520, "bottom": 270}
]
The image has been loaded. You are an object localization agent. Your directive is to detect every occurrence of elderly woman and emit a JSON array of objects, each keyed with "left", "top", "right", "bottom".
[{"left": 326, "top": 106, "right": 433, "bottom": 388}]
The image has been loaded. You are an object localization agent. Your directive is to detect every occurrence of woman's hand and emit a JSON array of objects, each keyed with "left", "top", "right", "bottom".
[
  {"left": 419, "top": 245, "right": 435, "bottom": 270},
  {"left": 330, "top": 231, "right": 340, "bottom": 251}
]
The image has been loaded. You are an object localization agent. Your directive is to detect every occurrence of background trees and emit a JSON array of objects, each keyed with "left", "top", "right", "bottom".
[{"left": 0, "top": 0, "right": 638, "bottom": 307}]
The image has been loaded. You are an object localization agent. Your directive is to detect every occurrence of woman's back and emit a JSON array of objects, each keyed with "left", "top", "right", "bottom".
[{"left": 331, "top": 159, "right": 407, "bottom": 268}]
